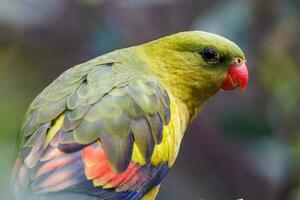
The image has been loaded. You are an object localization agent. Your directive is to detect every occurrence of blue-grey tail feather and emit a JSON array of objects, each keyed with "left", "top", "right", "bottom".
[{"left": 124, "top": 164, "right": 169, "bottom": 200}]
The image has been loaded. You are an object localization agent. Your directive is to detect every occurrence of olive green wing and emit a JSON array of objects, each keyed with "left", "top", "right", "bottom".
[{"left": 19, "top": 61, "right": 170, "bottom": 173}]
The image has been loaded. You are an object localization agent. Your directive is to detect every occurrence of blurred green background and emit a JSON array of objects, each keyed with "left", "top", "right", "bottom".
[{"left": 1, "top": 0, "right": 300, "bottom": 199}]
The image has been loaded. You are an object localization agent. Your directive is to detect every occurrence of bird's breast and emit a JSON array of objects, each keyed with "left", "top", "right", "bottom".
[{"left": 131, "top": 94, "right": 189, "bottom": 167}]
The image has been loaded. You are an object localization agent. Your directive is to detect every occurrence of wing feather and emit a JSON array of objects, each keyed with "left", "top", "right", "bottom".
[{"left": 14, "top": 60, "right": 171, "bottom": 199}]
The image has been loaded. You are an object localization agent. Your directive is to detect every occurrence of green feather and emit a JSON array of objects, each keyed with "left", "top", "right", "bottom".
[
  {"left": 100, "top": 133, "right": 134, "bottom": 172},
  {"left": 18, "top": 56, "right": 171, "bottom": 172}
]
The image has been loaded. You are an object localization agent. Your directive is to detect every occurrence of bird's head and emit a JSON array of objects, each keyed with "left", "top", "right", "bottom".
[{"left": 142, "top": 31, "right": 248, "bottom": 114}]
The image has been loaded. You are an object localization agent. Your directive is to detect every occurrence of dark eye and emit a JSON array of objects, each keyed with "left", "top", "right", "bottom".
[{"left": 201, "top": 48, "right": 218, "bottom": 63}]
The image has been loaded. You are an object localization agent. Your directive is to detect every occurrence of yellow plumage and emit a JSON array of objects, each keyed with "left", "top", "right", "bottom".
[{"left": 45, "top": 115, "right": 64, "bottom": 146}]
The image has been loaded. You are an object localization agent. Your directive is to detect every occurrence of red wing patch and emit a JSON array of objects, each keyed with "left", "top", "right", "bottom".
[{"left": 82, "top": 144, "right": 140, "bottom": 189}]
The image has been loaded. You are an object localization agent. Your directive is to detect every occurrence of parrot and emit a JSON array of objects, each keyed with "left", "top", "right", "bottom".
[{"left": 11, "top": 31, "right": 248, "bottom": 200}]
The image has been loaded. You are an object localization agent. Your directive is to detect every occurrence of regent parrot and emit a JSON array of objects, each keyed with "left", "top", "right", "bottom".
[{"left": 11, "top": 31, "right": 248, "bottom": 200}]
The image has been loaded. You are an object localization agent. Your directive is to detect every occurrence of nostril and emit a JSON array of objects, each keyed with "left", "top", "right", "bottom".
[{"left": 234, "top": 58, "right": 243, "bottom": 65}]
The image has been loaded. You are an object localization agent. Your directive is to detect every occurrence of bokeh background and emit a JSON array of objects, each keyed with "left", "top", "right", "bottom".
[{"left": 1, "top": 0, "right": 300, "bottom": 199}]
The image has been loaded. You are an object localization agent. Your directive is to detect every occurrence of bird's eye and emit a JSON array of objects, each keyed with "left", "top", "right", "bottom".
[{"left": 201, "top": 48, "right": 218, "bottom": 63}]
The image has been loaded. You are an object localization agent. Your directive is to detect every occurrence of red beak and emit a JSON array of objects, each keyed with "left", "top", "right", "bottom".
[{"left": 221, "top": 63, "right": 248, "bottom": 91}]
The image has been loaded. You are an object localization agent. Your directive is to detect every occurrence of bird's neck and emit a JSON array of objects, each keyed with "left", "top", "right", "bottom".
[{"left": 136, "top": 46, "right": 219, "bottom": 123}]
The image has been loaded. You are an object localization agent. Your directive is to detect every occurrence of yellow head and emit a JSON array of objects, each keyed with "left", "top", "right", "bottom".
[{"left": 142, "top": 31, "right": 248, "bottom": 118}]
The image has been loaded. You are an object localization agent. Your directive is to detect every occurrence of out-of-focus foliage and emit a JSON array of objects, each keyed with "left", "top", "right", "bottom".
[{"left": 0, "top": 0, "right": 299, "bottom": 199}]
